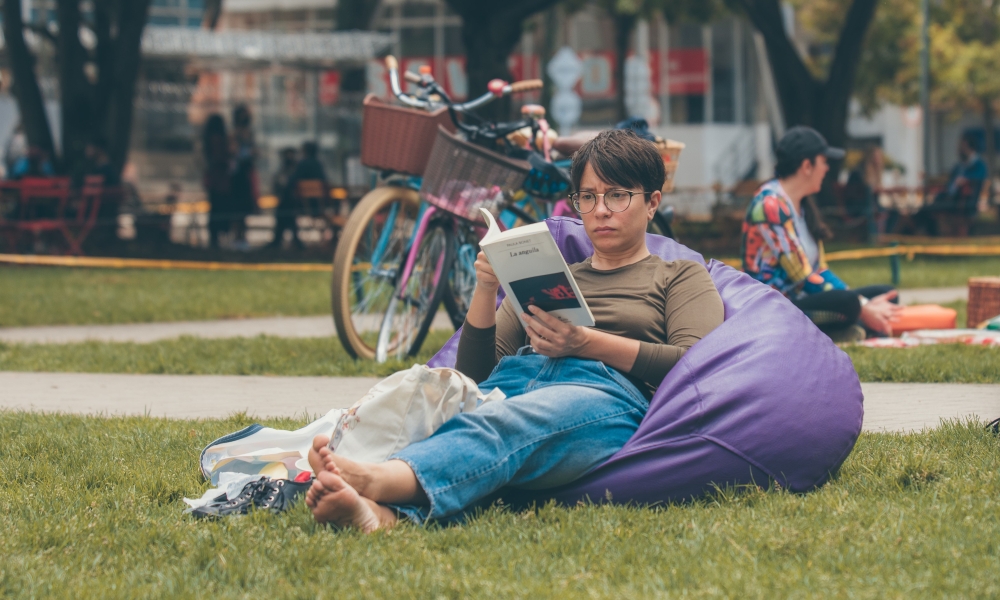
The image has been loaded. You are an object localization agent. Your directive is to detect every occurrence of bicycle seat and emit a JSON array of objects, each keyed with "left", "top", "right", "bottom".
[{"left": 552, "top": 130, "right": 602, "bottom": 157}]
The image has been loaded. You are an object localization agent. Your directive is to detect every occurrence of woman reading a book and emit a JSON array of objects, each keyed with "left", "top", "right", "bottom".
[{"left": 305, "top": 129, "right": 724, "bottom": 532}]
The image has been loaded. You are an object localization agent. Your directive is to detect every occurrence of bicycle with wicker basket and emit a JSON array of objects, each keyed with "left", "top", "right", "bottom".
[
  {"left": 333, "top": 57, "right": 683, "bottom": 362},
  {"left": 331, "top": 57, "right": 547, "bottom": 361}
]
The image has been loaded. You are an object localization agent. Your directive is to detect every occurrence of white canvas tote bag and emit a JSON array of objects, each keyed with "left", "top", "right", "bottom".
[
  {"left": 329, "top": 364, "right": 505, "bottom": 463},
  {"left": 199, "top": 365, "right": 504, "bottom": 483}
]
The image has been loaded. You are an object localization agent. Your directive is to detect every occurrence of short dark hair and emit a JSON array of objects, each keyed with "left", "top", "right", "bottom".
[
  {"left": 302, "top": 141, "right": 319, "bottom": 158},
  {"left": 775, "top": 155, "right": 815, "bottom": 179},
  {"left": 570, "top": 129, "right": 665, "bottom": 194}
]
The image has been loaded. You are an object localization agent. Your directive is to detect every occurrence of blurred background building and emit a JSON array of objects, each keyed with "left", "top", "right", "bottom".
[{"left": 0, "top": 0, "right": 989, "bottom": 219}]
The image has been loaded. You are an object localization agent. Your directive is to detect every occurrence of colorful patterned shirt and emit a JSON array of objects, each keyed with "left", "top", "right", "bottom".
[{"left": 741, "top": 179, "right": 847, "bottom": 298}]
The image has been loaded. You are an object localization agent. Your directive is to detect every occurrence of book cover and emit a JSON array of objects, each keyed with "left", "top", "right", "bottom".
[{"left": 478, "top": 208, "right": 595, "bottom": 327}]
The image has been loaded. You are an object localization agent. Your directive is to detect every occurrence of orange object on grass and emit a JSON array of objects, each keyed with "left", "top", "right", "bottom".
[{"left": 892, "top": 304, "right": 957, "bottom": 334}]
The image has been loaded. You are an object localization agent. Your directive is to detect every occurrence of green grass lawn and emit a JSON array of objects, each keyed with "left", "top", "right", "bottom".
[
  {"left": 3, "top": 256, "right": 999, "bottom": 328},
  {"left": 0, "top": 266, "right": 331, "bottom": 327},
  {"left": 0, "top": 331, "right": 456, "bottom": 379},
  {"left": 829, "top": 255, "right": 1000, "bottom": 289},
  {"left": 1, "top": 412, "right": 997, "bottom": 597},
  {"left": 2, "top": 329, "right": 997, "bottom": 383}
]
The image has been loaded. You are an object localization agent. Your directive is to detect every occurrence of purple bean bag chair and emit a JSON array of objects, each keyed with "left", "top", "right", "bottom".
[{"left": 428, "top": 217, "right": 863, "bottom": 506}]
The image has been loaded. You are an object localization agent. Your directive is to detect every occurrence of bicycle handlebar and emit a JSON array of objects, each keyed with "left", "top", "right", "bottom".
[
  {"left": 509, "top": 79, "right": 543, "bottom": 93},
  {"left": 383, "top": 55, "right": 541, "bottom": 112}
]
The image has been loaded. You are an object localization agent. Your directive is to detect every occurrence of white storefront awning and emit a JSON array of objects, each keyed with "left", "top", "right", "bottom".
[{"left": 142, "top": 27, "right": 392, "bottom": 68}]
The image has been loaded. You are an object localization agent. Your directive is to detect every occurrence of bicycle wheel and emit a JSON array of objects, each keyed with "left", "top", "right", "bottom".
[
  {"left": 375, "top": 216, "right": 455, "bottom": 362},
  {"left": 648, "top": 206, "right": 677, "bottom": 240},
  {"left": 442, "top": 221, "right": 480, "bottom": 328},
  {"left": 331, "top": 186, "right": 421, "bottom": 360}
]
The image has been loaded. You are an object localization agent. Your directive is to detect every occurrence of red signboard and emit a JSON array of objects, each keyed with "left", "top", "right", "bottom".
[
  {"left": 507, "top": 54, "right": 541, "bottom": 83},
  {"left": 320, "top": 70, "right": 340, "bottom": 106},
  {"left": 664, "top": 48, "right": 708, "bottom": 95}
]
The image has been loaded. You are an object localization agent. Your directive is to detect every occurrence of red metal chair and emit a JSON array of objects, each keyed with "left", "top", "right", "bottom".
[
  {"left": 4, "top": 177, "right": 73, "bottom": 253},
  {"left": 63, "top": 175, "right": 107, "bottom": 254}
]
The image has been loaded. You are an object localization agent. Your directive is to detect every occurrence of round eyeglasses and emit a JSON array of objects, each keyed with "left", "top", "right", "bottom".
[{"left": 569, "top": 189, "right": 650, "bottom": 214}]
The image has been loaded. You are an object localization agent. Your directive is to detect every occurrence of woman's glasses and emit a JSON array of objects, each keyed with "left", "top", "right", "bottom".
[{"left": 569, "top": 189, "right": 650, "bottom": 214}]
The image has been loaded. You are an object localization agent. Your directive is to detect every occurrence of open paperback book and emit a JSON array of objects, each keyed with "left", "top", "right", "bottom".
[{"left": 478, "top": 208, "right": 595, "bottom": 327}]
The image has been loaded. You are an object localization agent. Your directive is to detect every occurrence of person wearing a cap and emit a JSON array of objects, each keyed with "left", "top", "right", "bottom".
[{"left": 741, "top": 126, "right": 902, "bottom": 342}]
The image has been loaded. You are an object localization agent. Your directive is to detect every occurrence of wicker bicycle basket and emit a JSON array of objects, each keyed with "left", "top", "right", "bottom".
[
  {"left": 419, "top": 126, "right": 531, "bottom": 221},
  {"left": 360, "top": 94, "right": 456, "bottom": 176},
  {"left": 967, "top": 276, "right": 1000, "bottom": 327},
  {"left": 656, "top": 139, "right": 686, "bottom": 194}
]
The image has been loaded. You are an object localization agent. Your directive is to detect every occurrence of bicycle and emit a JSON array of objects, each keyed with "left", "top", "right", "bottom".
[
  {"left": 331, "top": 58, "right": 544, "bottom": 361},
  {"left": 334, "top": 57, "right": 680, "bottom": 363},
  {"left": 370, "top": 70, "right": 679, "bottom": 363}
]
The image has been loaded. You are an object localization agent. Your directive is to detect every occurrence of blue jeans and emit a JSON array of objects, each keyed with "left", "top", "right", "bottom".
[{"left": 390, "top": 349, "right": 648, "bottom": 523}]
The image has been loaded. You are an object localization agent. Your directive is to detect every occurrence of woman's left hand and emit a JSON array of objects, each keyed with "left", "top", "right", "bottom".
[{"left": 522, "top": 305, "right": 590, "bottom": 358}]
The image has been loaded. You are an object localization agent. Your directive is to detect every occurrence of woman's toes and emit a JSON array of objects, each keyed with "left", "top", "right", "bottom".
[
  {"left": 312, "top": 434, "right": 331, "bottom": 452},
  {"left": 318, "top": 447, "right": 343, "bottom": 475},
  {"left": 307, "top": 435, "right": 331, "bottom": 474},
  {"left": 311, "top": 470, "right": 383, "bottom": 533}
]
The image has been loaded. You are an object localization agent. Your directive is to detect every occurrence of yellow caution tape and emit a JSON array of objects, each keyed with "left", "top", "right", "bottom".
[
  {"left": 0, "top": 253, "right": 331, "bottom": 272},
  {"left": 826, "top": 245, "right": 1000, "bottom": 261},
  {"left": 717, "top": 245, "right": 1000, "bottom": 267},
  {"left": 3, "top": 244, "right": 999, "bottom": 273}
]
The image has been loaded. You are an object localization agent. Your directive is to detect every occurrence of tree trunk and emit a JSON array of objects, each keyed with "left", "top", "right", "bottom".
[
  {"left": 446, "top": 0, "right": 561, "bottom": 120},
  {"left": 2, "top": 0, "right": 57, "bottom": 162},
  {"left": 614, "top": 14, "right": 637, "bottom": 122},
  {"left": 736, "top": 0, "right": 878, "bottom": 203},
  {"left": 813, "top": 0, "right": 878, "bottom": 150},
  {"left": 736, "top": 0, "right": 819, "bottom": 129},
  {"left": 736, "top": 0, "right": 877, "bottom": 147},
  {"left": 456, "top": 10, "right": 524, "bottom": 120},
  {"left": 56, "top": 0, "right": 91, "bottom": 175},
  {"left": 203, "top": 0, "right": 224, "bottom": 29},
  {"left": 336, "top": 0, "right": 380, "bottom": 93},
  {"left": 105, "top": 0, "right": 153, "bottom": 176},
  {"left": 984, "top": 98, "right": 996, "bottom": 204}
]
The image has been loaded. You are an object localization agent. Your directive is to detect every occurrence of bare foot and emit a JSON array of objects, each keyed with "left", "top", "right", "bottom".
[
  {"left": 307, "top": 434, "right": 342, "bottom": 476},
  {"left": 309, "top": 470, "right": 397, "bottom": 532},
  {"left": 317, "top": 445, "right": 373, "bottom": 496}
]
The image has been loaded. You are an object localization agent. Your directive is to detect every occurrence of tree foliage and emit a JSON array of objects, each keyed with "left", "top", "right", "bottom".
[{"left": 797, "top": 0, "right": 1000, "bottom": 172}]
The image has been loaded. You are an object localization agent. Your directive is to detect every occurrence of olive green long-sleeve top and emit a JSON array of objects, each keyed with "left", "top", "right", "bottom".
[{"left": 455, "top": 256, "right": 725, "bottom": 398}]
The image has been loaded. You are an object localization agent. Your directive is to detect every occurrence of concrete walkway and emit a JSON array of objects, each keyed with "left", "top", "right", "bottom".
[
  {"left": 0, "top": 313, "right": 455, "bottom": 344},
  {"left": 1, "top": 372, "right": 996, "bottom": 432}
]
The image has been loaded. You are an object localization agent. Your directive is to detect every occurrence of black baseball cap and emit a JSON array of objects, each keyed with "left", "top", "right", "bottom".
[{"left": 776, "top": 126, "right": 845, "bottom": 164}]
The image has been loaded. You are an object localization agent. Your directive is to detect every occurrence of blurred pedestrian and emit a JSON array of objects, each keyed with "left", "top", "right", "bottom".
[
  {"left": 229, "top": 104, "right": 258, "bottom": 249},
  {"left": 10, "top": 146, "right": 54, "bottom": 180},
  {"left": 269, "top": 146, "right": 302, "bottom": 249},
  {"left": 4, "top": 123, "right": 27, "bottom": 177},
  {"left": 842, "top": 145, "right": 885, "bottom": 236},
  {"left": 84, "top": 137, "right": 119, "bottom": 186},
  {"left": 202, "top": 113, "right": 233, "bottom": 248},
  {"left": 289, "top": 141, "right": 328, "bottom": 217},
  {"left": 914, "top": 131, "right": 987, "bottom": 236}
]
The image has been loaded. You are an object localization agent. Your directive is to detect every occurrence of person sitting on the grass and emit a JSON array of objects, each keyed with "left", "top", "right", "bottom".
[
  {"left": 741, "top": 126, "right": 902, "bottom": 343},
  {"left": 304, "top": 129, "right": 725, "bottom": 531},
  {"left": 913, "top": 131, "right": 987, "bottom": 237}
]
